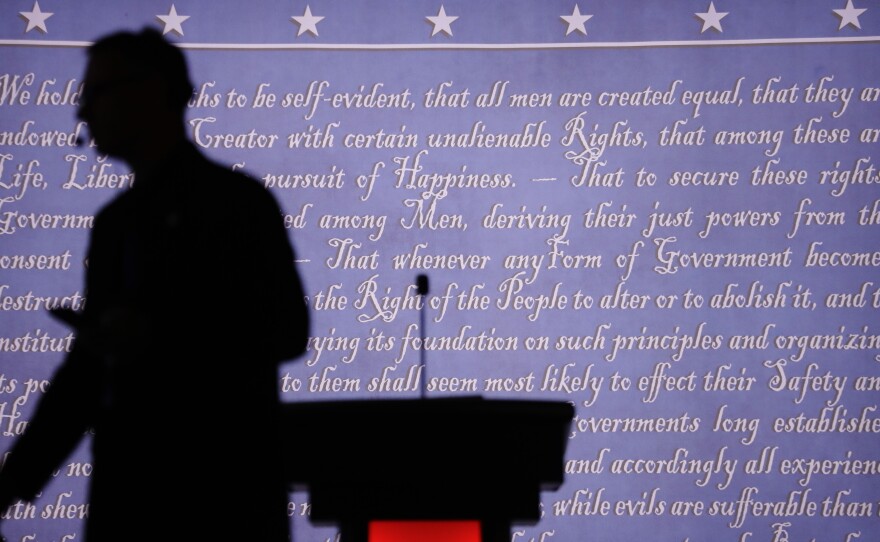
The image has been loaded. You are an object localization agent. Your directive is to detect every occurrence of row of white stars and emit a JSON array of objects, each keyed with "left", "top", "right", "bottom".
[
  {"left": 18, "top": 2, "right": 871, "bottom": 37},
  {"left": 691, "top": 0, "right": 867, "bottom": 33}
]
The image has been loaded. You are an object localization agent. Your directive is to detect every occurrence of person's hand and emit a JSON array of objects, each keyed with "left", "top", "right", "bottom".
[{"left": 50, "top": 306, "right": 150, "bottom": 360}]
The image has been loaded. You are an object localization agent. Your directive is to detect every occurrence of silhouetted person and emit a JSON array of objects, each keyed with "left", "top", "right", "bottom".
[{"left": 0, "top": 28, "right": 309, "bottom": 542}]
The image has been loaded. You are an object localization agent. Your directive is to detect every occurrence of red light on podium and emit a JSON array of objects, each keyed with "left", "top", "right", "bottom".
[{"left": 369, "top": 520, "right": 481, "bottom": 542}]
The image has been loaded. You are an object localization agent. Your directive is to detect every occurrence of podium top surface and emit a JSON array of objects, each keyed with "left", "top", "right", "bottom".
[{"left": 282, "top": 396, "right": 574, "bottom": 423}]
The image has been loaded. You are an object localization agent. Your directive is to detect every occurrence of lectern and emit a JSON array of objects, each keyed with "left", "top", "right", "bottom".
[{"left": 281, "top": 398, "right": 574, "bottom": 542}]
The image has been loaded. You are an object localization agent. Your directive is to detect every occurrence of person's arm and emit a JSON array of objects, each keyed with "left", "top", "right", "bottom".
[
  {"left": 0, "top": 342, "right": 100, "bottom": 509},
  {"left": 0, "top": 210, "right": 111, "bottom": 512},
  {"left": 252, "top": 188, "right": 310, "bottom": 362}
]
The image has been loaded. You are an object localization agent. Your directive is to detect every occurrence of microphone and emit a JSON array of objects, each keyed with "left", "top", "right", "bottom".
[
  {"left": 416, "top": 274, "right": 429, "bottom": 296},
  {"left": 416, "top": 274, "right": 429, "bottom": 398}
]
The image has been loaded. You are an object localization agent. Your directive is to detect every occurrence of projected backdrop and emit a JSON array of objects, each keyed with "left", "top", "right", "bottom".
[{"left": 1, "top": 1, "right": 879, "bottom": 541}]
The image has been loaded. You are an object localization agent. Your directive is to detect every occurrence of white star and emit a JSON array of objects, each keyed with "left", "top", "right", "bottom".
[
  {"left": 695, "top": 2, "right": 728, "bottom": 33},
  {"left": 20, "top": 1, "right": 53, "bottom": 34},
  {"left": 156, "top": 5, "right": 190, "bottom": 36},
  {"left": 426, "top": 5, "right": 458, "bottom": 37},
  {"left": 291, "top": 5, "right": 324, "bottom": 37},
  {"left": 833, "top": 0, "right": 867, "bottom": 30},
  {"left": 561, "top": 5, "right": 593, "bottom": 36}
]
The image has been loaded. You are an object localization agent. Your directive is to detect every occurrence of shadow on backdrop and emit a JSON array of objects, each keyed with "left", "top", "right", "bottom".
[{"left": 0, "top": 28, "right": 309, "bottom": 542}]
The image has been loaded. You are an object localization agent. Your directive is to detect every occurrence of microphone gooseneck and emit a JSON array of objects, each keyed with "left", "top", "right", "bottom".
[{"left": 416, "top": 274, "right": 429, "bottom": 398}]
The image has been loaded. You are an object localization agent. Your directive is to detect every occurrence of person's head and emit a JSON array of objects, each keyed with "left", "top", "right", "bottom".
[{"left": 77, "top": 28, "right": 193, "bottom": 164}]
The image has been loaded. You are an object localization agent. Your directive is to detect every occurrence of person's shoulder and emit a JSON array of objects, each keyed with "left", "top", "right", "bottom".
[
  {"left": 194, "top": 152, "right": 282, "bottom": 212},
  {"left": 92, "top": 183, "right": 138, "bottom": 226}
]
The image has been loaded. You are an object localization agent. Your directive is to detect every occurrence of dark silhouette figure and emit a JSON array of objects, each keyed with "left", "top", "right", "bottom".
[{"left": 0, "top": 29, "right": 309, "bottom": 542}]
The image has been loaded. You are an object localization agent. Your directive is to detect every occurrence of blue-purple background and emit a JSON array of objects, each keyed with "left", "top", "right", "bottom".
[{"left": 1, "top": 2, "right": 878, "bottom": 541}]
